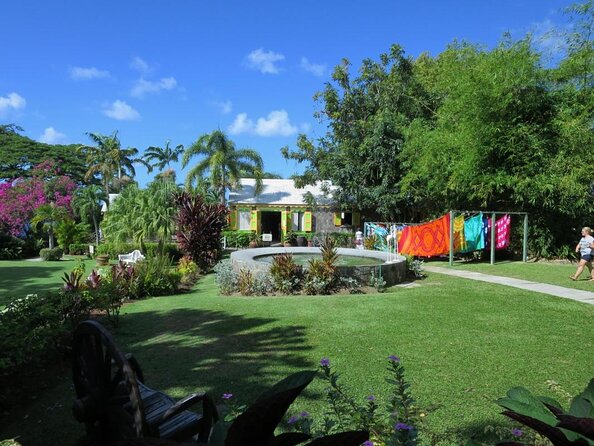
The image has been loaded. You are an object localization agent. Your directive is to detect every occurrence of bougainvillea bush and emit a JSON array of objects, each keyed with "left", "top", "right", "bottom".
[{"left": 0, "top": 160, "right": 76, "bottom": 237}]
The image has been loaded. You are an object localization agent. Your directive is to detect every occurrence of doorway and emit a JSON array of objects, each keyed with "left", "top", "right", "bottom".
[{"left": 260, "top": 211, "right": 282, "bottom": 242}]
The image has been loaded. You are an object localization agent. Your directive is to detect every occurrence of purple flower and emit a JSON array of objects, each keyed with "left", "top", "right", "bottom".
[
  {"left": 511, "top": 428, "right": 523, "bottom": 437},
  {"left": 363, "top": 441, "right": 374, "bottom": 446},
  {"left": 395, "top": 422, "right": 413, "bottom": 431},
  {"left": 299, "top": 411, "right": 310, "bottom": 418},
  {"left": 287, "top": 415, "right": 299, "bottom": 424},
  {"left": 222, "top": 393, "right": 233, "bottom": 400},
  {"left": 320, "top": 357, "right": 330, "bottom": 367},
  {"left": 366, "top": 395, "right": 376, "bottom": 401},
  {"left": 388, "top": 355, "right": 401, "bottom": 363}
]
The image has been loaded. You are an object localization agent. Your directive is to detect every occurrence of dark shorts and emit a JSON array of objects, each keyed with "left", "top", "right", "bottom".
[{"left": 581, "top": 254, "right": 593, "bottom": 262}]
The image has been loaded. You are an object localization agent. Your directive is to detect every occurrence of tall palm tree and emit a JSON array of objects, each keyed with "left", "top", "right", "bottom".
[
  {"left": 31, "top": 203, "right": 69, "bottom": 249},
  {"left": 72, "top": 185, "right": 105, "bottom": 245},
  {"left": 182, "top": 130, "right": 263, "bottom": 204},
  {"left": 78, "top": 132, "right": 149, "bottom": 200},
  {"left": 144, "top": 140, "right": 184, "bottom": 180}
]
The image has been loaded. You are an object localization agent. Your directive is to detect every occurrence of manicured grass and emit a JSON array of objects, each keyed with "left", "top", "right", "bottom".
[
  {"left": 0, "top": 258, "right": 98, "bottom": 306},
  {"left": 0, "top": 261, "right": 592, "bottom": 445},
  {"left": 429, "top": 259, "right": 594, "bottom": 290}
]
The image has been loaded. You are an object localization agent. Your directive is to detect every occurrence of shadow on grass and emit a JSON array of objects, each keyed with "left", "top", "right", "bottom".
[
  {"left": 0, "top": 264, "right": 67, "bottom": 304},
  {"left": 0, "top": 306, "right": 314, "bottom": 446},
  {"left": 114, "top": 307, "right": 314, "bottom": 403}
]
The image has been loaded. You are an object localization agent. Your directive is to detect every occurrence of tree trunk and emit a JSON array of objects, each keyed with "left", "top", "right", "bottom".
[
  {"left": 48, "top": 229, "right": 55, "bottom": 249},
  {"left": 220, "top": 168, "right": 226, "bottom": 205},
  {"left": 92, "top": 214, "right": 100, "bottom": 245}
]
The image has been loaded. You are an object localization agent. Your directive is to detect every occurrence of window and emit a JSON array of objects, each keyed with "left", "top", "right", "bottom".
[
  {"left": 292, "top": 212, "right": 304, "bottom": 231},
  {"left": 239, "top": 211, "right": 251, "bottom": 230}
]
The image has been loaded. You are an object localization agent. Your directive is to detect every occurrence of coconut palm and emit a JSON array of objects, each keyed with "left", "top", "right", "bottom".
[
  {"left": 78, "top": 132, "right": 149, "bottom": 200},
  {"left": 72, "top": 185, "right": 105, "bottom": 245},
  {"left": 182, "top": 130, "right": 263, "bottom": 204},
  {"left": 144, "top": 140, "right": 184, "bottom": 180},
  {"left": 31, "top": 203, "right": 69, "bottom": 249}
]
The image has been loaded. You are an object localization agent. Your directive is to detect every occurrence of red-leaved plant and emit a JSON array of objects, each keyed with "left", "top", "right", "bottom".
[{"left": 174, "top": 192, "right": 228, "bottom": 271}]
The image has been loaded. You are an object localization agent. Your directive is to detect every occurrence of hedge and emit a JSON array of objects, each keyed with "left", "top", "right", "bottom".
[
  {"left": 223, "top": 230, "right": 253, "bottom": 248},
  {"left": 95, "top": 242, "right": 182, "bottom": 260},
  {"left": 39, "top": 247, "right": 64, "bottom": 261}
]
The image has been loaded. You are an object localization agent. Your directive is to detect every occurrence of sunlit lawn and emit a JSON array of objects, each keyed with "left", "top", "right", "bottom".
[{"left": 0, "top": 260, "right": 592, "bottom": 445}]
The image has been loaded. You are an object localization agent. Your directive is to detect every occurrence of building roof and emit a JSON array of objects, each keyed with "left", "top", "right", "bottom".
[{"left": 228, "top": 178, "right": 334, "bottom": 206}]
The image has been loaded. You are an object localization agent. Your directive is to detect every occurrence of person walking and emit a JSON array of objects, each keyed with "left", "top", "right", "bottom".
[{"left": 570, "top": 227, "right": 594, "bottom": 281}]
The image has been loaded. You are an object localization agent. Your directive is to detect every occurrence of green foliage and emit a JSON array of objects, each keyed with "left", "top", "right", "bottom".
[
  {"left": 39, "top": 247, "right": 63, "bottom": 261},
  {"left": 177, "top": 255, "right": 199, "bottom": 283},
  {"left": 55, "top": 219, "right": 91, "bottom": 251},
  {"left": 238, "top": 269, "right": 255, "bottom": 296},
  {"left": 0, "top": 232, "right": 25, "bottom": 259},
  {"left": 132, "top": 255, "right": 181, "bottom": 298},
  {"left": 304, "top": 237, "right": 339, "bottom": 295},
  {"left": 214, "top": 259, "right": 238, "bottom": 295},
  {"left": 68, "top": 243, "right": 89, "bottom": 255},
  {"left": 404, "top": 255, "right": 425, "bottom": 279},
  {"left": 95, "top": 241, "right": 181, "bottom": 260},
  {"left": 0, "top": 126, "right": 88, "bottom": 183},
  {"left": 496, "top": 378, "right": 594, "bottom": 445},
  {"left": 223, "top": 230, "right": 253, "bottom": 248},
  {"left": 270, "top": 253, "right": 303, "bottom": 294},
  {"left": 182, "top": 129, "right": 263, "bottom": 203}
]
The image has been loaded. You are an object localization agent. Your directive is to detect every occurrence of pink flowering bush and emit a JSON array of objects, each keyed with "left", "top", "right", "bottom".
[{"left": 0, "top": 161, "right": 76, "bottom": 237}]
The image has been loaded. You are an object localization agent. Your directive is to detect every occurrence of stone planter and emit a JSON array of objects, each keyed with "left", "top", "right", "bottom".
[{"left": 296, "top": 236, "right": 306, "bottom": 247}]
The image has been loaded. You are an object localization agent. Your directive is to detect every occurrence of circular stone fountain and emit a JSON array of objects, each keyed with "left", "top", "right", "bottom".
[{"left": 231, "top": 247, "right": 407, "bottom": 286}]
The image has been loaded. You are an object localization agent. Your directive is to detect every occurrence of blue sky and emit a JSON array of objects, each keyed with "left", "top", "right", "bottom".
[{"left": 1, "top": 0, "right": 571, "bottom": 187}]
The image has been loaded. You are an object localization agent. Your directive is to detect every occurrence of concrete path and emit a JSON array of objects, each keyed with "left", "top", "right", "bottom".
[{"left": 425, "top": 266, "right": 594, "bottom": 306}]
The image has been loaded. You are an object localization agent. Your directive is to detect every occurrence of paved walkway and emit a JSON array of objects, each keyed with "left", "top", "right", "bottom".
[{"left": 425, "top": 266, "right": 594, "bottom": 306}]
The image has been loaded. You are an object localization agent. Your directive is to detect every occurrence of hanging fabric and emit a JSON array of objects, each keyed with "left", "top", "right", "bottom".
[
  {"left": 460, "top": 213, "right": 485, "bottom": 253},
  {"left": 398, "top": 214, "right": 451, "bottom": 256},
  {"left": 453, "top": 215, "right": 466, "bottom": 252},
  {"left": 486, "top": 214, "right": 511, "bottom": 250}
]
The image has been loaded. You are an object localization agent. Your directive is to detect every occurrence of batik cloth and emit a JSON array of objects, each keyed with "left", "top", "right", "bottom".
[
  {"left": 485, "top": 215, "right": 512, "bottom": 250},
  {"left": 453, "top": 215, "right": 467, "bottom": 252},
  {"left": 460, "top": 213, "right": 485, "bottom": 253},
  {"left": 398, "top": 214, "right": 451, "bottom": 256}
]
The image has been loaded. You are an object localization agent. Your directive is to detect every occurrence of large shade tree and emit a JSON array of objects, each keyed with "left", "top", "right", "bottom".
[
  {"left": 72, "top": 185, "right": 105, "bottom": 245},
  {"left": 182, "top": 130, "right": 263, "bottom": 204}
]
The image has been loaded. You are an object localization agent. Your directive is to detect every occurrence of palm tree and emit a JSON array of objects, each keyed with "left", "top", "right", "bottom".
[
  {"left": 144, "top": 140, "right": 184, "bottom": 180},
  {"left": 182, "top": 130, "right": 263, "bottom": 204},
  {"left": 31, "top": 203, "right": 69, "bottom": 249},
  {"left": 72, "top": 185, "right": 105, "bottom": 245},
  {"left": 78, "top": 132, "right": 149, "bottom": 200}
]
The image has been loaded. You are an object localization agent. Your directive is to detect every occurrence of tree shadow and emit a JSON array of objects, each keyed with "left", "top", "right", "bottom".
[
  {"left": 0, "top": 306, "right": 315, "bottom": 445},
  {"left": 114, "top": 308, "right": 314, "bottom": 403},
  {"left": 0, "top": 264, "right": 67, "bottom": 304}
]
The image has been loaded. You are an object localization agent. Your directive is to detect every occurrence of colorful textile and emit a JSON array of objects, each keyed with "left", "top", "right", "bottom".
[
  {"left": 460, "top": 213, "right": 485, "bottom": 253},
  {"left": 398, "top": 214, "right": 451, "bottom": 256},
  {"left": 485, "top": 215, "right": 512, "bottom": 250},
  {"left": 453, "top": 215, "right": 467, "bottom": 252}
]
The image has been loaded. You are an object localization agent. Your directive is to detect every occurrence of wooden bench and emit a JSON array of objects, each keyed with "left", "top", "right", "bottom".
[{"left": 72, "top": 320, "right": 218, "bottom": 444}]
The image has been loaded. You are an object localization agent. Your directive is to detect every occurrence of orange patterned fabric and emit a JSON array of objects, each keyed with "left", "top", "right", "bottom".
[{"left": 398, "top": 214, "right": 451, "bottom": 257}]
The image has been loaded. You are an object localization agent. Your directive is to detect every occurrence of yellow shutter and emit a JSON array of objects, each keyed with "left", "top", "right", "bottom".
[
  {"left": 303, "top": 211, "right": 312, "bottom": 232},
  {"left": 333, "top": 212, "right": 342, "bottom": 226},
  {"left": 228, "top": 209, "right": 237, "bottom": 230},
  {"left": 352, "top": 212, "right": 360, "bottom": 228},
  {"left": 281, "top": 210, "right": 288, "bottom": 234},
  {"left": 250, "top": 210, "right": 258, "bottom": 231}
]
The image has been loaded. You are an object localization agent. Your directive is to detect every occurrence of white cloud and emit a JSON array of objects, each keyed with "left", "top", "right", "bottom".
[
  {"left": 70, "top": 66, "right": 110, "bottom": 80},
  {"left": 300, "top": 57, "right": 326, "bottom": 77},
  {"left": 531, "top": 19, "right": 566, "bottom": 55},
  {"left": 38, "top": 127, "right": 67, "bottom": 144},
  {"left": 245, "top": 48, "right": 285, "bottom": 74},
  {"left": 214, "top": 100, "right": 233, "bottom": 114},
  {"left": 0, "top": 92, "right": 26, "bottom": 115},
  {"left": 228, "top": 110, "right": 298, "bottom": 137},
  {"left": 131, "top": 77, "right": 177, "bottom": 98},
  {"left": 228, "top": 113, "right": 254, "bottom": 135},
  {"left": 130, "top": 56, "right": 151, "bottom": 74},
  {"left": 103, "top": 100, "right": 140, "bottom": 121}
]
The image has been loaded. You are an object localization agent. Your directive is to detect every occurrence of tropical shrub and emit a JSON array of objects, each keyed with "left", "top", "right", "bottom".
[
  {"left": 39, "top": 247, "right": 63, "bottom": 261},
  {"left": 237, "top": 269, "right": 255, "bottom": 296},
  {"left": 214, "top": 259, "right": 238, "bottom": 295},
  {"left": 95, "top": 241, "right": 181, "bottom": 260},
  {"left": 133, "top": 255, "right": 181, "bottom": 298},
  {"left": 55, "top": 219, "right": 90, "bottom": 251},
  {"left": 496, "top": 378, "right": 594, "bottom": 446},
  {"left": 69, "top": 243, "right": 89, "bottom": 255},
  {"left": 175, "top": 191, "right": 228, "bottom": 270},
  {"left": 270, "top": 253, "right": 303, "bottom": 294},
  {"left": 404, "top": 255, "right": 425, "bottom": 279},
  {"left": 177, "top": 255, "right": 199, "bottom": 283},
  {"left": 223, "top": 230, "right": 253, "bottom": 248},
  {"left": 304, "top": 237, "right": 339, "bottom": 295},
  {"left": 0, "top": 232, "right": 25, "bottom": 259}
]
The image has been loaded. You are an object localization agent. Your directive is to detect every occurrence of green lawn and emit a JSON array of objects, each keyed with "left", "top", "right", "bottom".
[
  {"left": 0, "top": 260, "right": 592, "bottom": 445},
  {"left": 429, "top": 259, "right": 594, "bottom": 290}
]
